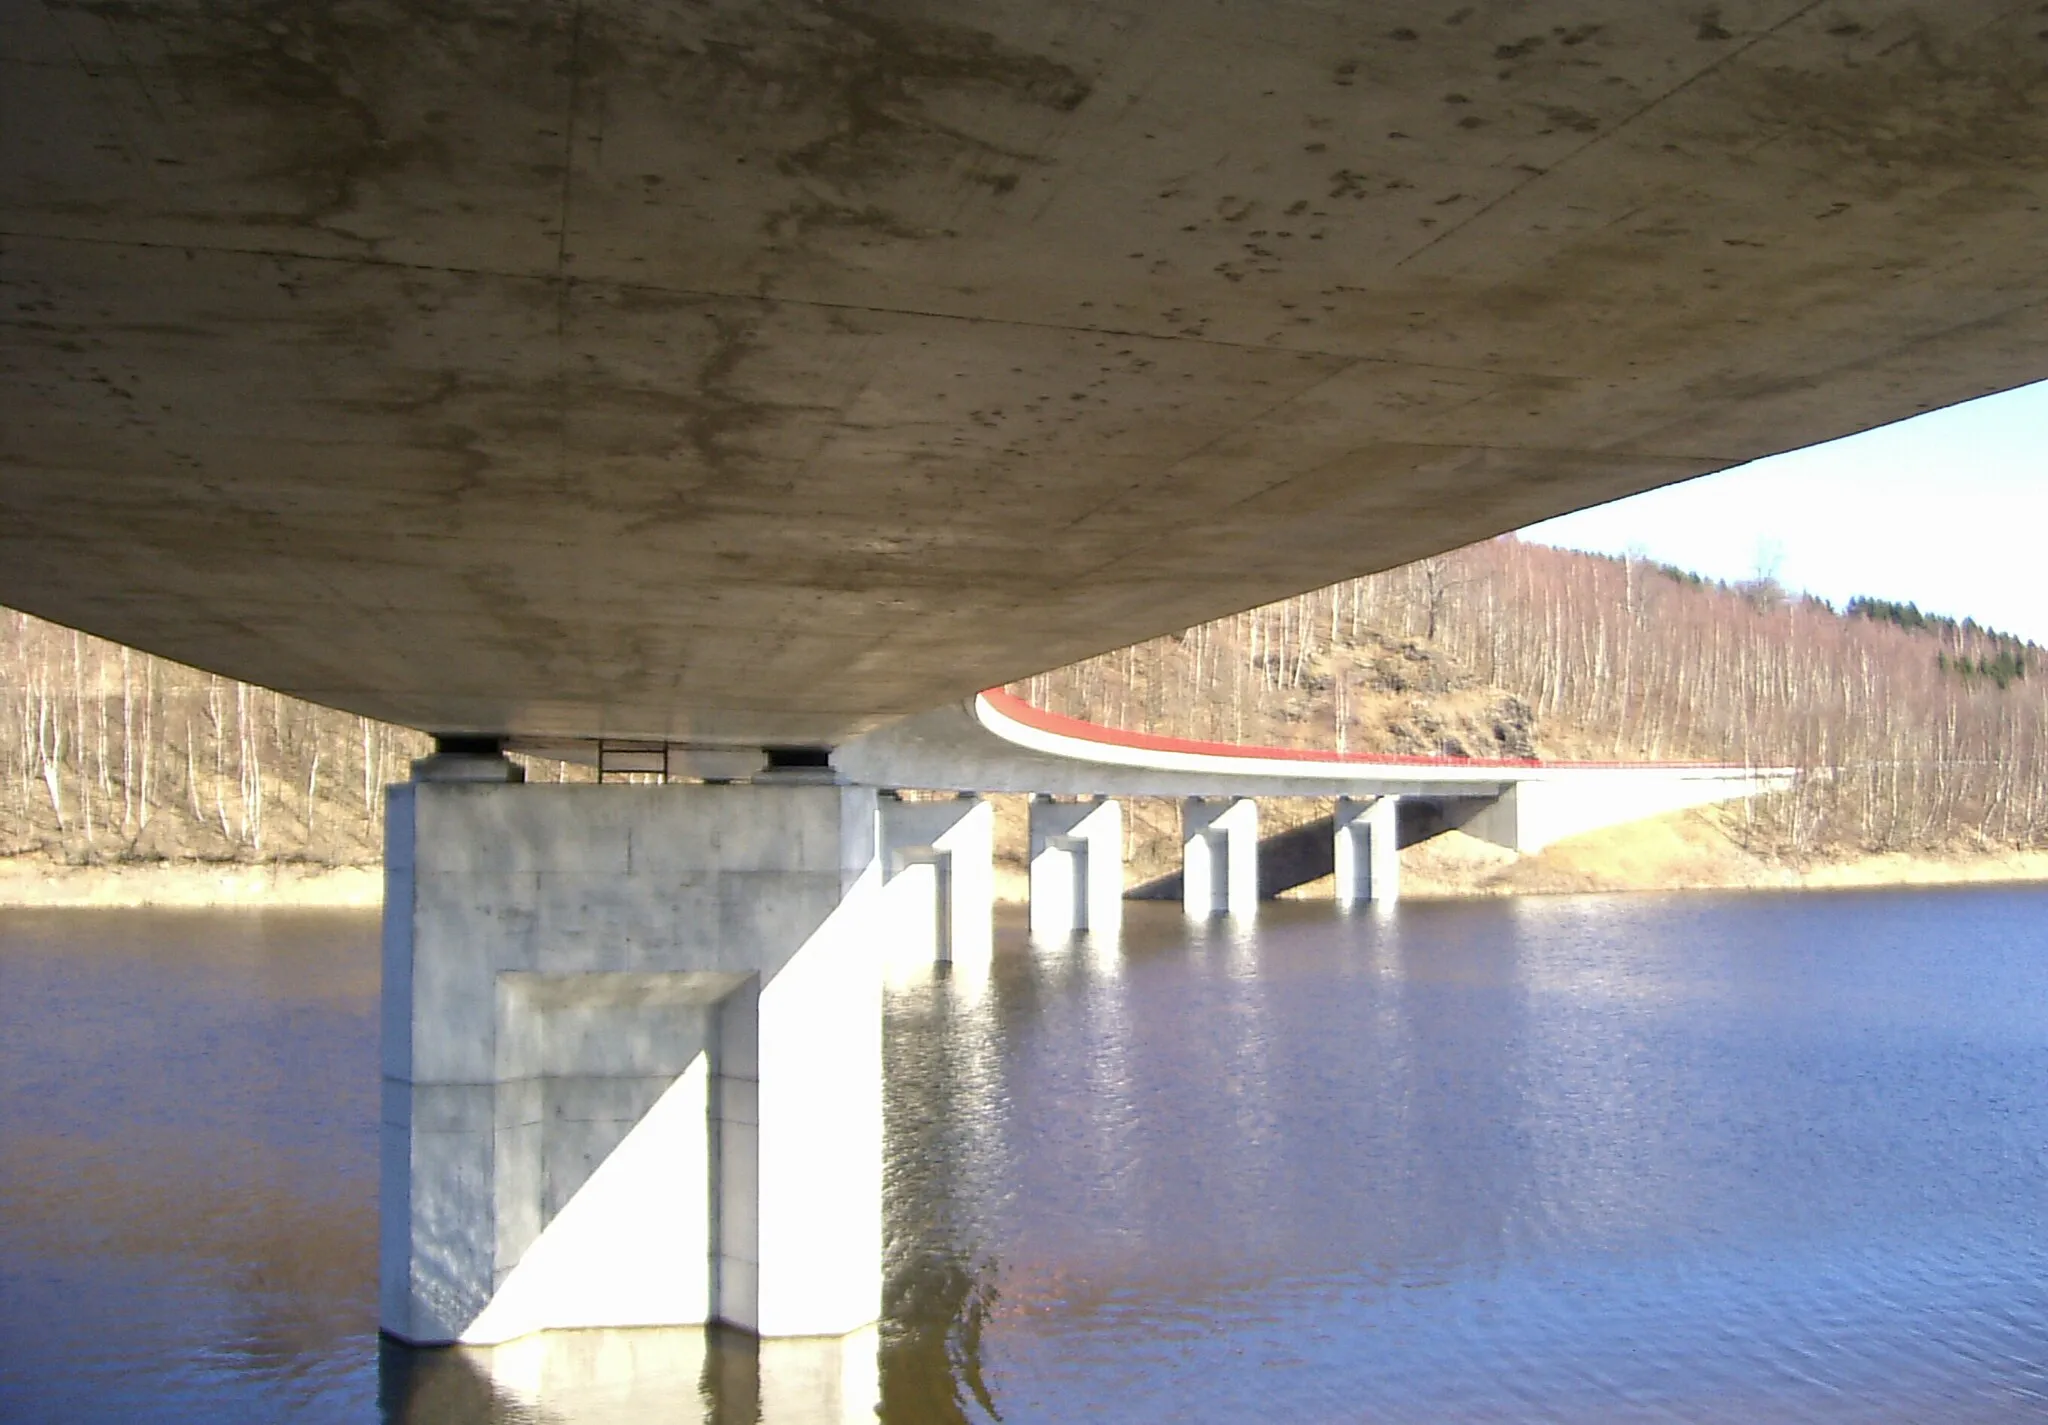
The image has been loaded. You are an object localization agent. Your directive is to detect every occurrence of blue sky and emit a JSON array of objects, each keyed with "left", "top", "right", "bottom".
[{"left": 1519, "top": 379, "right": 2048, "bottom": 643}]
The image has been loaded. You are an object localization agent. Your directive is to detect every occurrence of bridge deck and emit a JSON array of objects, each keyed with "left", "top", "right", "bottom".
[{"left": 7, "top": 2, "right": 2043, "bottom": 745}]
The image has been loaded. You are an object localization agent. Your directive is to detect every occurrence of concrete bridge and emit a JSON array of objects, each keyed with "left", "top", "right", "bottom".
[
  {"left": 846, "top": 688, "right": 1792, "bottom": 924},
  {"left": 0, "top": 0, "right": 2036, "bottom": 1397},
  {"left": 384, "top": 688, "right": 1785, "bottom": 1356}
]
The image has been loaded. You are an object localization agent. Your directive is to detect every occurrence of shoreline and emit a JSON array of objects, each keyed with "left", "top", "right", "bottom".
[
  {"left": 1394, "top": 811, "right": 2048, "bottom": 901},
  {"left": 0, "top": 859, "right": 383, "bottom": 909},
  {"left": 4, "top": 815, "right": 2047, "bottom": 910}
]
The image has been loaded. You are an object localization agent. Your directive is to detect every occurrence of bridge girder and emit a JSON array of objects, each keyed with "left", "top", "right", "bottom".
[{"left": 4, "top": 0, "right": 2044, "bottom": 744}]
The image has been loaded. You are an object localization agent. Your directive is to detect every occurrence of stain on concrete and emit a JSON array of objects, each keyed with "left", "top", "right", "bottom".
[
  {"left": 761, "top": 198, "right": 931, "bottom": 243},
  {"left": 1542, "top": 105, "right": 1601, "bottom": 134},
  {"left": 11, "top": 3, "right": 2048, "bottom": 744},
  {"left": 1738, "top": 13, "right": 2048, "bottom": 193},
  {"left": 585, "top": 1, "right": 1089, "bottom": 192},
  {"left": 43, "top": 0, "right": 554, "bottom": 237}
]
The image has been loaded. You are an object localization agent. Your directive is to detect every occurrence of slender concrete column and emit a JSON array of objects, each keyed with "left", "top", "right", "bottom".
[
  {"left": 1182, "top": 797, "right": 1259, "bottom": 917},
  {"left": 380, "top": 778, "right": 886, "bottom": 1351},
  {"left": 879, "top": 795, "right": 995, "bottom": 972},
  {"left": 1334, "top": 796, "right": 1401, "bottom": 907},
  {"left": 1028, "top": 796, "right": 1123, "bottom": 937},
  {"left": 1366, "top": 796, "right": 1401, "bottom": 905}
]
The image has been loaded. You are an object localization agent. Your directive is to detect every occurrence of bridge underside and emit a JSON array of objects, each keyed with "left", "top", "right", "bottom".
[{"left": 6, "top": 0, "right": 2046, "bottom": 746}]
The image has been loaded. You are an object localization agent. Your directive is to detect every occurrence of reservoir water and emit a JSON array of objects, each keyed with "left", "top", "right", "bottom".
[{"left": 5, "top": 888, "right": 2048, "bottom": 1421}]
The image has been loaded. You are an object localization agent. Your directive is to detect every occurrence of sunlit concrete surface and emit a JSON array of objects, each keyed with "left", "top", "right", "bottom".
[
  {"left": 1183, "top": 797, "right": 1259, "bottom": 918},
  {"left": 1454, "top": 767, "right": 1779, "bottom": 853},
  {"left": 9, "top": 2, "right": 2048, "bottom": 747},
  {"left": 380, "top": 780, "right": 884, "bottom": 1345},
  {"left": 1027, "top": 796, "right": 1123, "bottom": 938},
  {"left": 879, "top": 794, "right": 995, "bottom": 978},
  {"left": 1335, "top": 795, "right": 1402, "bottom": 907}
]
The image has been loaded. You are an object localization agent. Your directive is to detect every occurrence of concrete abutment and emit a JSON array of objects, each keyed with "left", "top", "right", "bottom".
[{"left": 380, "top": 776, "right": 894, "bottom": 1352}]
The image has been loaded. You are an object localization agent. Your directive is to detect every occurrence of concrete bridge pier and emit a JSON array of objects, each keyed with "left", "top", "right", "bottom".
[
  {"left": 380, "top": 758, "right": 886, "bottom": 1373},
  {"left": 879, "top": 794, "right": 994, "bottom": 976},
  {"left": 1334, "top": 796, "right": 1401, "bottom": 908},
  {"left": 1028, "top": 796, "right": 1124, "bottom": 938},
  {"left": 1183, "top": 798, "right": 1259, "bottom": 918}
]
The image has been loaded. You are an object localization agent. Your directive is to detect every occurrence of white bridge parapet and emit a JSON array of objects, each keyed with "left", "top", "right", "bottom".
[
  {"left": 835, "top": 689, "right": 1794, "bottom": 911},
  {"left": 836, "top": 691, "right": 1790, "bottom": 809},
  {"left": 1448, "top": 768, "right": 1785, "bottom": 854}
]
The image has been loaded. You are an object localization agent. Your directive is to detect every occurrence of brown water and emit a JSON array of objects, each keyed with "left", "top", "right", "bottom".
[{"left": 5, "top": 890, "right": 2048, "bottom": 1421}]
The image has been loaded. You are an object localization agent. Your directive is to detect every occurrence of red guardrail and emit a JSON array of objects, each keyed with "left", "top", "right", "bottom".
[{"left": 983, "top": 688, "right": 1753, "bottom": 772}]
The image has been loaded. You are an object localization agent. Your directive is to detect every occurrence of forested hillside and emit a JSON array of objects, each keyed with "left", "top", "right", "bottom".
[
  {"left": 0, "top": 613, "right": 590, "bottom": 865},
  {"left": 0, "top": 612, "right": 424, "bottom": 863},
  {"left": 5, "top": 536, "right": 2046, "bottom": 866},
  {"left": 1020, "top": 538, "right": 2048, "bottom": 860}
]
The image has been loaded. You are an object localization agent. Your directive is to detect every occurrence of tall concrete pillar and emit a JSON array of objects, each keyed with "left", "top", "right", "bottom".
[
  {"left": 1183, "top": 797, "right": 1258, "bottom": 917},
  {"left": 380, "top": 774, "right": 885, "bottom": 1352},
  {"left": 1334, "top": 796, "right": 1401, "bottom": 907},
  {"left": 879, "top": 794, "right": 994, "bottom": 973},
  {"left": 1028, "top": 796, "right": 1123, "bottom": 937}
]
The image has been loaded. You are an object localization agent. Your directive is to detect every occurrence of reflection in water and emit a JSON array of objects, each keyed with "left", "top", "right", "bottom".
[
  {"left": 11, "top": 891, "right": 2048, "bottom": 1421},
  {"left": 379, "top": 1325, "right": 881, "bottom": 1425},
  {"left": 883, "top": 948, "right": 1011, "bottom": 1425},
  {"left": 0, "top": 910, "right": 380, "bottom": 1423}
]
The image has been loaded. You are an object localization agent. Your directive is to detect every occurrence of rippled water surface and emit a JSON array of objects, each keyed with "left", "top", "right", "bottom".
[{"left": 6, "top": 889, "right": 2048, "bottom": 1421}]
